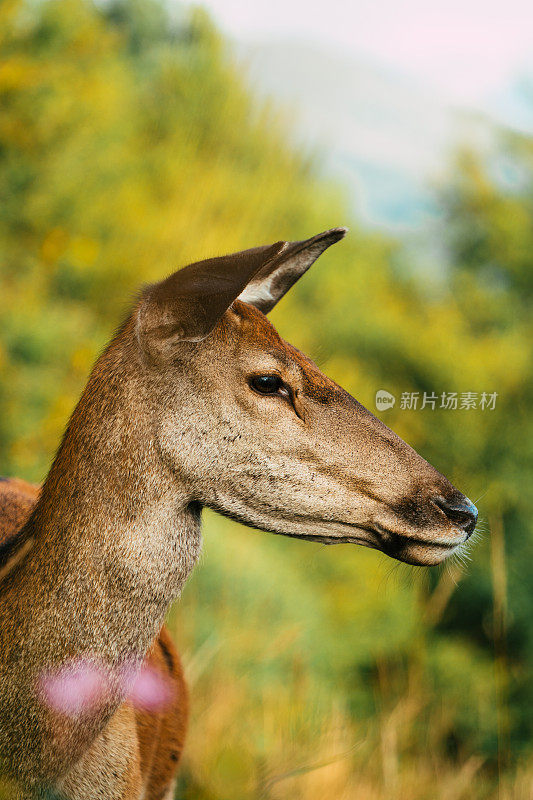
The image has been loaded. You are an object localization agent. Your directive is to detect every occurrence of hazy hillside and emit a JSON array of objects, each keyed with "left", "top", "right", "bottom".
[{"left": 236, "top": 39, "right": 504, "bottom": 229}]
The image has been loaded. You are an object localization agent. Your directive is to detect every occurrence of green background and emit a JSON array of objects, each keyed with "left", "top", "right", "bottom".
[{"left": 0, "top": 2, "right": 531, "bottom": 797}]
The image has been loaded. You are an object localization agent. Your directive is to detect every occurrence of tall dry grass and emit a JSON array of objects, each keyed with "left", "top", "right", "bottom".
[{"left": 170, "top": 518, "right": 531, "bottom": 800}]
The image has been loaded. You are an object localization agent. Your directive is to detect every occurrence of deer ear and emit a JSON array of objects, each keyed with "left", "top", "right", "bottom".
[
  {"left": 137, "top": 227, "right": 347, "bottom": 355},
  {"left": 238, "top": 227, "right": 347, "bottom": 313},
  {"left": 138, "top": 240, "right": 287, "bottom": 350}
]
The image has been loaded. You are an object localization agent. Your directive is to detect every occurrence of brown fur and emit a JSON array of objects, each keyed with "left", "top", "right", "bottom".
[
  {"left": 0, "top": 229, "right": 477, "bottom": 798},
  {"left": 232, "top": 301, "right": 349, "bottom": 404},
  {"left": 0, "top": 478, "right": 187, "bottom": 799}
]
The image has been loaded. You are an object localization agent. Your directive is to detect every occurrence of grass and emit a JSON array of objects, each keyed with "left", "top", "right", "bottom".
[{"left": 169, "top": 513, "right": 531, "bottom": 800}]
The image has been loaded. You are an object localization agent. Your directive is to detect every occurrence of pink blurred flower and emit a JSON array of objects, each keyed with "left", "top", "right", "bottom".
[
  {"left": 39, "top": 659, "right": 110, "bottom": 716},
  {"left": 38, "top": 657, "right": 174, "bottom": 717},
  {"left": 122, "top": 663, "right": 174, "bottom": 711}
]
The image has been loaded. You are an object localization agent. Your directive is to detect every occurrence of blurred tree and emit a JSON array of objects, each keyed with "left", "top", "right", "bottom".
[
  {"left": 0, "top": 0, "right": 343, "bottom": 477},
  {"left": 437, "top": 140, "right": 533, "bottom": 757}
]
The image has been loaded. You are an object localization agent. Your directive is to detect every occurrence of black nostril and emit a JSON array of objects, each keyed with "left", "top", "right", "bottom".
[{"left": 434, "top": 496, "right": 478, "bottom": 537}]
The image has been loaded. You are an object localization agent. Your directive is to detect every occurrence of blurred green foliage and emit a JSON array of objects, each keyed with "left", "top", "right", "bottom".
[{"left": 0, "top": 1, "right": 531, "bottom": 798}]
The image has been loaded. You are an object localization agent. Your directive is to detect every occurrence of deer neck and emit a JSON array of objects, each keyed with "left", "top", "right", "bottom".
[
  {"left": 5, "top": 321, "right": 202, "bottom": 679},
  {"left": 0, "top": 324, "right": 202, "bottom": 782},
  {"left": 0, "top": 326, "right": 200, "bottom": 784}
]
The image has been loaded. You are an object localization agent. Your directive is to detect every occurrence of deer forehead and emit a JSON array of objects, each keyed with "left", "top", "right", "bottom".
[{"left": 218, "top": 300, "right": 345, "bottom": 406}]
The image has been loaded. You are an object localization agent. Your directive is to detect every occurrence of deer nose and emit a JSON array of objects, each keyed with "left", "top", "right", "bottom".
[{"left": 434, "top": 496, "right": 478, "bottom": 537}]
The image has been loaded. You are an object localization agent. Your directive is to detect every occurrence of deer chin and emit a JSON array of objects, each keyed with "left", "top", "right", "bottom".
[
  {"left": 274, "top": 520, "right": 467, "bottom": 567},
  {"left": 211, "top": 499, "right": 471, "bottom": 567},
  {"left": 374, "top": 526, "right": 469, "bottom": 566},
  {"left": 377, "top": 535, "right": 467, "bottom": 566}
]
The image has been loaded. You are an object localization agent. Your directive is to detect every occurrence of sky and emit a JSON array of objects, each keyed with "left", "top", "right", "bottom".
[{"left": 195, "top": 0, "right": 533, "bottom": 108}]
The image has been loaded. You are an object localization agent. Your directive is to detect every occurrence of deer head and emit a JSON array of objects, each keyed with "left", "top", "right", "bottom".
[{"left": 135, "top": 228, "right": 477, "bottom": 567}]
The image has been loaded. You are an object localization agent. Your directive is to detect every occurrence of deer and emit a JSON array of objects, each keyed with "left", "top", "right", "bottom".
[{"left": 0, "top": 228, "right": 478, "bottom": 799}]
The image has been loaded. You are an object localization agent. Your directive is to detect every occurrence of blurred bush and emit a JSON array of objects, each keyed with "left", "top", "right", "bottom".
[{"left": 0, "top": 1, "right": 531, "bottom": 798}]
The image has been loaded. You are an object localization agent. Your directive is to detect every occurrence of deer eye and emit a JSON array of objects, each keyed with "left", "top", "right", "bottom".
[{"left": 249, "top": 375, "right": 285, "bottom": 395}]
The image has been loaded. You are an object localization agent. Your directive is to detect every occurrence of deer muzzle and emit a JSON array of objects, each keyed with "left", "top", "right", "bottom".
[{"left": 371, "top": 485, "right": 479, "bottom": 566}]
